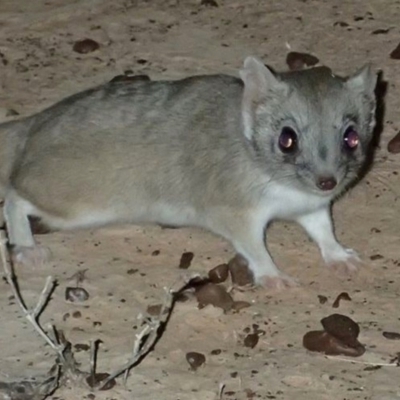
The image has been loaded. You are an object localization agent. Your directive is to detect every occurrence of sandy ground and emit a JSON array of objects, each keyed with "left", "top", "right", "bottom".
[{"left": 0, "top": 0, "right": 400, "bottom": 399}]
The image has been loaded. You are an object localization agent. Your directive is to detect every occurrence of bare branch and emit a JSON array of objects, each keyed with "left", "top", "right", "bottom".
[
  {"left": 0, "top": 231, "right": 66, "bottom": 363},
  {"left": 98, "top": 286, "right": 175, "bottom": 389}
]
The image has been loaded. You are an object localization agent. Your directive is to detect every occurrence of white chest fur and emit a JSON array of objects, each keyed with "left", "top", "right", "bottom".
[{"left": 261, "top": 182, "right": 332, "bottom": 222}]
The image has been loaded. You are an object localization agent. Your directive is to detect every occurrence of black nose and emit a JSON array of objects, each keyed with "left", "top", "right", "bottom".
[{"left": 317, "top": 176, "right": 337, "bottom": 191}]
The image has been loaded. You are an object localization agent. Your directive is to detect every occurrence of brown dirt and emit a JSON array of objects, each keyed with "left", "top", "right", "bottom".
[{"left": 0, "top": 1, "right": 400, "bottom": 399}]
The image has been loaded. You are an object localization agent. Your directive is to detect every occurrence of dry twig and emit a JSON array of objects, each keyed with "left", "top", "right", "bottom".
[
  {"left": 0, "top": 231, "right": 66, "bottom": 363},
  {"left": 0, "top": 229, "right": 179, "bottom": 396},
  {"left": 97, "top": 285, "right": 175, "bottom": 390}
]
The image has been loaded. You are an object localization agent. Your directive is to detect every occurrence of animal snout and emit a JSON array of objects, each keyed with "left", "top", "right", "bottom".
[{"left": 316, "top": 176, "right": 337, "bottom": 191}]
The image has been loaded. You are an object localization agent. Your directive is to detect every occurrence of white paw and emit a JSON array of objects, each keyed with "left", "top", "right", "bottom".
[
  {"left": 323, "top": 247, "right": 362, "bottom": 277},
  {"left": 11, "top": 245, "right": 51, "bottom": 267},
  {"left": 256, "top": 272, "right": 299, "bottom": 290}
]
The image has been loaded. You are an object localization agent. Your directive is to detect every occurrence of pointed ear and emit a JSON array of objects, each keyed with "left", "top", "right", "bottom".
[
  {"left": 346, "top": 64, "right": 377, "bottom": 98},
  {"left": 240, "top": 56, "right": 287, "bottom": 101},
  {"left": 240, "top": 57, "right": 288, "bottom": 140}
]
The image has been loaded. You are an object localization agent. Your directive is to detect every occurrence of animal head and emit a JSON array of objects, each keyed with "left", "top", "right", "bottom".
[{"left": 240, "top": 56, "right": 377, "bottom": 197}]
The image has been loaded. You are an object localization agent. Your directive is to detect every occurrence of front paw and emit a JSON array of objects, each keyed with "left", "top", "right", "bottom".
[
  {"left": 257, "top": 273, "right": 299, "bottom": 290},
  {"left": 323, "top": 248, "right": 362, "bottom": 277},
  {"left": 11, "top": 245, "right": 51, "bottom": 267}
]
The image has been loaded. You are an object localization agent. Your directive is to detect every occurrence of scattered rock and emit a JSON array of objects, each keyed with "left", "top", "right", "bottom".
[
  {"left": 370, "top": 254, "right": 384, "bottom": 260},
  {"left": 372, "top": 28, "right": 390, "bottom": 35},
  {"left": 332, "top": 292, "right": 351, "bottom": 308},
  {"left": 382, "top": 331, "right": 400, "bottom": 340},
  {"left": 387, "top": 131, "right": 400, "bottom": 153},
  {"left": 109, "top": 74, "right": 150, "bottom": 83},
  {"left": 65, "top": 287, "right": 90, "bottom": 303},
  {"left": 86, "top": 373, "right": 116, "bottom": 390},
  {"left": 334, "top": 21, "right": 349, "bottom": 27},
  {"left": 321, "top": 314, "right": 360, "bottom": 347},
  {"left": 173, "top": 291, "right": 191, "bottom": 302},
  {"left": 390, "top": 44, "right": 400, "bottom": 60},
  {"left": 186, "top": 352, "right": 206, "bottom": 371},
  {"left": 303, "top": 331, "right": 365, "bottom": 356},
  {"left": 228, "top": 254, "right": 254, "bottom": 286},
  {"left": 195, "top": 283, "right": 234, "bottom": 311},
  {"left": 146, "top": 304, "right": 169, "bottom": 316},
  {"left": 74, "top": 343, "right": 90, "bottom": 352},
  {"left": 73, "top": 38, "right": 100, "bottom": 54},
  {"left": 179, "top": 252, "right": 194, "bottom": 269},
  {"left": 208, "top": 263, "right": 229, "bottom": 283},
  {"left": 286, "top": 52, "right": 319, "bottom": 70},
  {"left": 303, "top": 314, "right": 365, "bottom": 357},
  {"left": 127, "top": 268, "right": 139, "bottom": 275},
  {"left": 364, "top": 365, "right": 382, "bottom": 371},
  {"left": 200, "top": 0, "right": 218, "bottom": 6},
  {"left": 318, "top": 295, "right": 328, "bottom": 304},
  {"left": 243, "top": 333, "right": 259, "bottom": 349}
]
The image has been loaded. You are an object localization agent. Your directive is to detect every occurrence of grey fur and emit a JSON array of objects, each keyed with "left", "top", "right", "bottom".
[{"left": 0, "top": 57, "right": 377, "bottom": 287}]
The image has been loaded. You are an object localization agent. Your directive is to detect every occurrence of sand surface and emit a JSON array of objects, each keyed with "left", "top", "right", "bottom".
[{"left": 0, "top": 0, "right": 400, "bottom": 399}]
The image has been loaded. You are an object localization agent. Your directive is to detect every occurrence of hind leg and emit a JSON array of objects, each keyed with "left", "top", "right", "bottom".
[{"left": 3, "top": 192, "right": 51, "bottom": 266}]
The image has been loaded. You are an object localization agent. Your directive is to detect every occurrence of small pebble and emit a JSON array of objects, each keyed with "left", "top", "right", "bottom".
[
  {"left": 387, "top": 131, "right": 400, "bottom": 153},
  {"left": 73, "top": 38, "right": 100, "bottom": 54},
  {"left": 321, "top": 314, "right": 360, "bottom": 347},
  {"left": 201, "top": 0, "right": 218, "bottom": 6},
  {"left": 86, "top": 373, "right": 116, "bottom": 390},
  {"left": 208, "top": 263, "right": 229, "bottom": 283},
  {"left": 318, "top": 295, "right": 328, "bottom": 304},
  {"left": 332, "top": 292, "right": 352, "bottom": 308},
  {"left": 382, "top": 331, "right": 400, "bottom": 340},
  {"left": 173, "top": 292, "right": 191, "bottom": 302},
  {"left": 228, "top": 254, "right": 254, "bottom": 286},
  {"left": 186, "top": 352, "right": 206, "bottom": 371},
  {"left": 74, "top": 343, "right": 90, "bottom": 352},
  {"left": 303, "top": 330, "right": 365, "bottom": 356},
  {"left": 372, "top": 28, "right": 390, "bottom": 35},
  {"left": 390, "top": 43, "right": 400, "bottom": 60},
  {"left": 65, "top": 287, "right": 90, "bottom": 303},
  {"left": 179, "top": 252, "right": 194, "bottom": 269},
  {"left": 286, "top": 51, "right": 319, "bottom": 70},
  {"left": 303, "top": 313, "right": 365, "bottom": 357},
  {"left": 109, "top": 74, "right": 150, "bottom": 83},
  {"left": 146, "top": 304, "right": 169, "bottom": 316},
  {"left": 195, "top": 283, "right": 234, "bottom": 311},
  {"left": 243, "top": 333, "right": 259, "bottom": 349}
]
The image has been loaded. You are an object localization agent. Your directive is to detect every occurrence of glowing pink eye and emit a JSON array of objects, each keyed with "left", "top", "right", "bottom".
[
  {"left": 279, "top": 127, "right": 298, "bottom": 153},
  {"left": 343, "top": 127, "right": 359, "bottom": 151}
]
